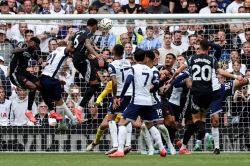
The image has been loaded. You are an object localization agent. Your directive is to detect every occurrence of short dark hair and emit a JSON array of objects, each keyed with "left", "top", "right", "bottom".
[
  {"left": 87, "top": 18, "right": 98, "bottom": 27},
  {"left": 199, "top": 39, "right": 210, "bottom": 51},
  {"left": 30, "top": 37, "right": 40, "bottom": 45},
  {"left": 48, "top": 38, "right": 57, "bottom": 44},
  {"left": 145, "top": 50, "right": 155, "bottom": 61},
  {"left": 152, "top": 49, "right": 160, "bottom": 55},
  {"left": 188, "top": 0, "right": 196, "bottom": 7},
  {"left": 166, "top": 53, "right": 176, "bottom": 59},
  {"left": 188, "top": 34, "right": 197, "bottom": 39},
  {"left": 25, "top": 29, "right": 34, "bottom": 36},
  {"left": 113, "top": 44, "right": 124, "bottom": 57},
  {"left": 133, "top": 48, "right": 145, "bottom": 62},
  {"left": 146, "top": 26, "right": 154, "bottom": 30}
]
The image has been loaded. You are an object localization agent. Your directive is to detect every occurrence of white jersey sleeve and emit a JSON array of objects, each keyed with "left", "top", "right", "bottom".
[
  {"left": 108, "top": 59, "right": 132, "bottom": 96},
  {"left": 42, "top": 47, "right": 69, "bottom": 78}
]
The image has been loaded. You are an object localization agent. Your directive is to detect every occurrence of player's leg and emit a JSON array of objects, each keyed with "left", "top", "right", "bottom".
[
  {"left": 87, "top": 114, "right": 109, "bottom": 151},
  {"left": 144, "top": 106, "right": 167, "bottom": 157},
  {"left": 162, "top": 99, "right": 177, "bottom": 144},
  {"left": 179, "top": 99, "right": 194, "bottom": 154},
  {"left": 11, "top": 73, "right": 39, "bottom": 123},
  {"left": 156, "top": 119, "right": 176, "bottom": 154},
  {"left": 179, "top": 120, "right": 195, "bottom": 154},
  {"left": 124, "top": 122, "right": 132, "bottom": 154},
  {"left": 140, "top": 122, "right": 154, "bottom": 155},
  {"left": 73, "top": 59, "right": 100, "bottom": 123},
  {"left": 192, "top": 93, "right": 210, "bottom": 151},
  {"left": 55, "top": 98, "right": 78, "bottom": 125},
  {"left": 153, "top": 103, "right": 176, "bottom": 154},
  {"left": 105, "top": 113, "right": 119, "bottom": 155},
  {"left": 192, "top": 111, "right": 206, "bottom": 151},
  {"left": 106, "top": 96, "right": 132, "bottom": 155},
  {"left": 211, "top": 113, "right": 220, "bottom": 154},
  {"left": 109, "top": 104, "right": 139, "bottom": 157}
]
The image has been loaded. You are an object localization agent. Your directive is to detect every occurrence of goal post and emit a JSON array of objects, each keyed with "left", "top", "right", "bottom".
[{"left": 0, "top": 14, "right": 250, "bottom": 152}]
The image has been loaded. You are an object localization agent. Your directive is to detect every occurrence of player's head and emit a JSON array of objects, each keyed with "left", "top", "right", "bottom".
[
  {"left": 28, "top": 37, "right": 40, "bottom": 51},
  {"left": 177, "top": 54, "right": 186, "bottom": 67},
  {"left": 87, "top": 18, "right": 98, "bottom": 33},
  {"left": 199, "top": 39, "right": 210, "bottom": 52},
  {"left": 145, "top": 50, "right": 155, "bottom": 65},
  {"left": 165, "top": 53, "right": 176, "bottom": 67},
  {"left": 112, "top": 44, "right": 124, "bottom": 58},
  {"left": 133, "top": 48, "right": 145, "bottom": 63}
]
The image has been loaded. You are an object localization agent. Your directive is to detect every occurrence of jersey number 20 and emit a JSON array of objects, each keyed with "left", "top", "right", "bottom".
[{"left": 192, "top": 64, "right": 212, "bottom": 81}]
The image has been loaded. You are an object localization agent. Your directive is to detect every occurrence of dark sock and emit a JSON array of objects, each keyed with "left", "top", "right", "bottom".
[
  {"left": 165, "top": 125, "right": 177, "bottom": 144},
  {"left": 195, "top": 121, "right": 206, "bottom": 140},
  {"left": 28, "top": 91, "right": 36, "bottom": 111},
  {"left": 79, "top": 84, "right": 99, "bottom": 107},
  {"left": 183, "top": 124, "right": 196, "bottom": 145}
]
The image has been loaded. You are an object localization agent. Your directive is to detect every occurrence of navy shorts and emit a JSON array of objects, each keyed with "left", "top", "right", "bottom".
[
  {"left": 191, "top": 91, "right": 212, "bottom": 114},
  {"left": 122, "top": 103, "right": 156, "bottom": 121},
  {"left": 152, "top": 102, "right": 164, "bottom": 121},
  {"left": 210, "top": 81, "right": 233, "bottom": 116},
  {"left": 108, "top": 96, "right": 131, "bottom": 114},
  {"left": 40, "top": 75, "right": 62, "bottom": 101}
]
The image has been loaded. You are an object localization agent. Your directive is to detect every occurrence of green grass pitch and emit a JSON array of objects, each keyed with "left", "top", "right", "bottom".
[{"left": 0, "top": 153, "right": 250, "bottom": 166}]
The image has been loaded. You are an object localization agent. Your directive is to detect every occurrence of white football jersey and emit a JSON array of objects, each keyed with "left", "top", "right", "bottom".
[
  {"left": 42, "top": 47, "right": 69, "bottom": 78},
  {"left": 169, "top": 73, "right": 183, "bottom": 106},
  {"left": 150, "top": 66, "right": 161, "bottom": 105},
  {"left": 108, "top": 59, "right": 132, "bottom": 96},
  {"left": 130, "top": 64, "right": 159, "bottom": 106},
  {"left": 0, "top": 99, "right": 11, "bottom": 126},
  {"left": 212, "top": 69, "right": 221, "bottom": 91}
]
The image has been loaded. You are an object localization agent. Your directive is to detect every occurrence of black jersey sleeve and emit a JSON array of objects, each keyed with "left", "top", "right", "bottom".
[{"left": 9, "top": 53, "right": 18, "bottom": 74}]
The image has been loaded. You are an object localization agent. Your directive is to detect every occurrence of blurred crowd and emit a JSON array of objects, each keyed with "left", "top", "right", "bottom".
[{"left": 0, "top": 0, "right": 249, "bottom": 14}]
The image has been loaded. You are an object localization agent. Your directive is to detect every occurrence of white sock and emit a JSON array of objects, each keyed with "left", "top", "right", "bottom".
[
  {"left": 125, "top": 122, "right": 132, "bottom": 147},
  {"left": 180, "top": 144, "right": 187, "bottom": 150},
  {"left": 141, "top": 123, "right": 154, "bottom": 151},
  {"left": 212, "top": 127, "right": 220, "bottom": 149},
  {"left": 77, "top": 106, "right": 84, "bottom": 112},
  {"left": 139, "top": 130, "right": 147, "bottom": 152},
  {"left": 157, "top": 124, "right": 172, "bottom": 147},
  {"left": 61, "top": 103, "right": 75, "bottom": 120},
  {"left": 108, "top": 120, "right": 118, "bottom": 147},
  {"left": 149, "top": 126, "right": 164, "bottom": 151},
  {"left": 118, "top": 125, "right": 127, "bottom": 152}
]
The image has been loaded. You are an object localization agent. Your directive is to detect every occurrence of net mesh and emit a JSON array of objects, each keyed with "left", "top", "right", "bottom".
[{"left": 0, "top": 17, "right": 250, "bottom": 152}]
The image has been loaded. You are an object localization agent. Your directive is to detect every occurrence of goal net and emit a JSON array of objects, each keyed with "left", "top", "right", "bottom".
[{"left": 0, "top": 14, "right": 249, "bottom": 152}]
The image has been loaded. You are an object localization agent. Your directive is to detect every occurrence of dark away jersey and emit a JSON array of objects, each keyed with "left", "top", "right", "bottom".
[
  {"left": 72, "top": 28, "right": 94, "bottom": 60},
  {"left": 188, "top": 54, "right": 218, "bottom": 93}
]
